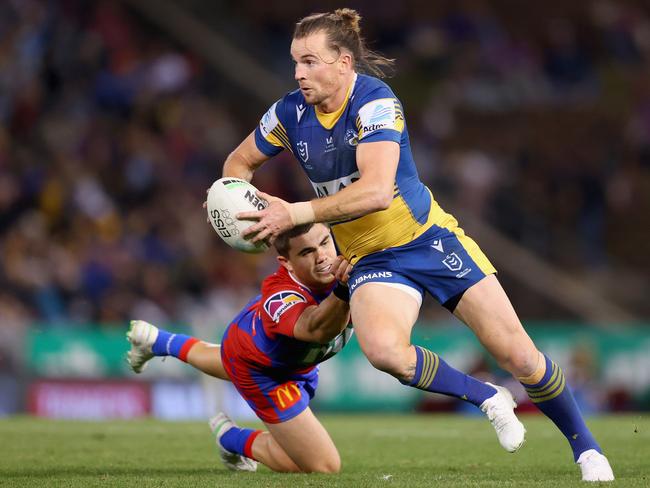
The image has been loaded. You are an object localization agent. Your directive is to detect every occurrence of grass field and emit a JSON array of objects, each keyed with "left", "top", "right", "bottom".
[{"left": 0, "top": 414, "right": 648, "bottom": 487}]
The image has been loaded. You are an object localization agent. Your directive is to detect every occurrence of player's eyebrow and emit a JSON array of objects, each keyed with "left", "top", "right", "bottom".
[
  {"left": 291, "top": 53, "right": 318, "bottom": 62},
  {"left": 297, "top": 245, "right": 316, "bottom": 256}
]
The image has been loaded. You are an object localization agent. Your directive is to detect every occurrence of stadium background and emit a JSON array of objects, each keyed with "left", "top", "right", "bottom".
[{"left": 1, "top": 0, "right": 649, "bottom": 422}]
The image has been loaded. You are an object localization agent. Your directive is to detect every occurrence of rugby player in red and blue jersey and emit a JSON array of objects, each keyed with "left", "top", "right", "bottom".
[{"left": 127, "top": 223, "right": 353, "bottom": 473}]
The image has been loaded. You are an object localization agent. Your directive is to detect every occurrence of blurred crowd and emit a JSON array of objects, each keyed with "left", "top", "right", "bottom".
[{"left": 1, "top": 0, "right": 650, "bottom": 336}]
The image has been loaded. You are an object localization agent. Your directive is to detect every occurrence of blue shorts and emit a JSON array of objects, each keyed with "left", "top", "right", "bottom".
[{"left": 348, "top": 224, "right": 496, "bottom": 306}]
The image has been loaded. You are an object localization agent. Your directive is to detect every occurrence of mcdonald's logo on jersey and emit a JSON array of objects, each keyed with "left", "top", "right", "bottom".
[
  {"left": 271, "top": 382, "right": 301, "bottom": 410},
  {"left": 263, "top": 290, "right": 306, "bottom": 322}
]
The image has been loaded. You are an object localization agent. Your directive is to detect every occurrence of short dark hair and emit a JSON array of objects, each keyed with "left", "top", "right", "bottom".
[{"left": 273, "top": 223, "right": 315, "bottom": 258}]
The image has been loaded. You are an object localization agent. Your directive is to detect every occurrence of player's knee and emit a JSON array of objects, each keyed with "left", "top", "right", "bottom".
[
  {"left": 501, "top": 347, "right": 539, "bottom": 377},
  {"left": 364, "top": 347, "right": 410, "bottom": 379},
  {"left": 303, "top": 452, "right": 341, "bottom": 473}
]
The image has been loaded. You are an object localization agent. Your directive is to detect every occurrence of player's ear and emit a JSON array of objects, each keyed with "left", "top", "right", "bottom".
[
  {"left": 339, "top": 51, "right": 352, "bottom": 73},
  {"left": 277, "top": 255, "right": 293, "bottom": 273}
]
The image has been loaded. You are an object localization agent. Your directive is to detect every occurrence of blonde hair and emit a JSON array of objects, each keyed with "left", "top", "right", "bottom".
[{"left": 293, "top": 8, "right": 395, "bottom": 78}]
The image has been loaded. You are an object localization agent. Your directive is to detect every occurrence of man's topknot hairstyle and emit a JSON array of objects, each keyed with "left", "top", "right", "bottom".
[{"left": 293, "top": 8, "right": 395, "bottom": 78}]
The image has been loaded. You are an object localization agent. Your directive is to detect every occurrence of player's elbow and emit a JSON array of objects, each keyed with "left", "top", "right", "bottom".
[
  {"left": 308, "top": 328, "right": 336, "bottom": 344},
  {"left": 367, "top": 188, "right": 393, "bottom": 212}
]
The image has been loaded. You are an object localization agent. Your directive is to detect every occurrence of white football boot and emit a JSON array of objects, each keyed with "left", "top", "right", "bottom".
[
  {"left": 480, "top": 382, "right": 526, "bottom": 452},
  {"left": 126, "top": 320, "right": 158, "bottom": 373},
  {"left": 209, "top": 413, "right": 258, "bottom": 472},
  {"left": 577, "top": 449, "right": 614, "bottom": 482}
]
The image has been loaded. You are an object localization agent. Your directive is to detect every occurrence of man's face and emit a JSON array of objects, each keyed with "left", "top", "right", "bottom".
[
  {"left": 290, "top": 31, "right": 346, "bottom": 107},
  {"left": 281, "top": 224, "right": 337, "bottom": 289}
]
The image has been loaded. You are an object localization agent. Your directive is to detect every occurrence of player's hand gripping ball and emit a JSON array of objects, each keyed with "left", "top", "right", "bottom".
[{"left": 207, "top": 177, "right": 270, "bottom": 253}]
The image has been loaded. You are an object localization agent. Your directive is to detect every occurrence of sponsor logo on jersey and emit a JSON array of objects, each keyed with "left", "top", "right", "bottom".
[
  {"left": 263, "top": 291, "right": 306, "bottom": 322},
  {"left": 349, "top": 271, "right": 393, "bottom": 291},
  {"left": 297, "top": 140, "right": 309, "bottom": 162},
  {"left": 358, "top": 98, "right": 397, "bottom": 139},
  {"left": 369, "top": 104, "right": 392, "bottom": 124},
  {"left": 442, "top": 252, "right": 463, "bottom": 272},
  {"left": 271, "top": 382, "right": 301, "bottom": 410},
  {"left": 324, "top": 136, "right": 336, "bottom": 153},
  {"left": 311, "top": 171, "right": 360, "bottom": 198}
]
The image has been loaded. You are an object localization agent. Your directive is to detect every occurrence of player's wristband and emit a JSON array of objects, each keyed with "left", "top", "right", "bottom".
[
  {"left": 289, "top": 201, "right": 315, "bottom": 225},
  {"left": 332, "top": 282, "right": 350, "bottom": 302}
]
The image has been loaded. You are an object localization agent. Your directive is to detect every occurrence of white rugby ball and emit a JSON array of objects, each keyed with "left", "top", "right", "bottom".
[{"left": 206, "top": 177, "right": 269, "bottom": 253}]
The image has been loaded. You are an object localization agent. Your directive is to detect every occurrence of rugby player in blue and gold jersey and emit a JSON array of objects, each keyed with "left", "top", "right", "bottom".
[{"left": 226, "top": 8, "right": 613, "bottom": 482}]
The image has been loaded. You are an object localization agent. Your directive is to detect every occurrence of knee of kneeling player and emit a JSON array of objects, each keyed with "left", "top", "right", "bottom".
[{"left": 308, "top": 454, "right": 341, "bottom": 474}]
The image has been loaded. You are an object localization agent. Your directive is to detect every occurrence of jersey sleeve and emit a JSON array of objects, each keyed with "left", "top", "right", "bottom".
[
  {"left": 354, "top": 88, "right": 405, "bottom": 145},
  {"left": 260, "top": 284, "right": 315, "bottom": 337},
  {"left": 254, "top": 98, "right": 292, "bottom": 157}
]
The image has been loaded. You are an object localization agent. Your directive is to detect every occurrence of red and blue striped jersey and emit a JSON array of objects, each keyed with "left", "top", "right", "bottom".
[{"left": 222, "top": 266, "right": 351, "bottom": 371}]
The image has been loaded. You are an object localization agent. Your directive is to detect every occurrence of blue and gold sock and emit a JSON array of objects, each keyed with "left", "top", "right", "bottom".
[
  {"left": 404, "top": 345, "right": 497, "bottom": 406},
  {"left": 521, "top": 354, "right": 601, "bottom": 461},
  {"left": 151, "top": 329, "right": 199, "bottom": 362}
]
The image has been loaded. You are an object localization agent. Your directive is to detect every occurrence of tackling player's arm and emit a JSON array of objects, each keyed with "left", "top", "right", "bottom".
[
  {"left": 292, "top": 294, "right": 350, "bottom": 344},
  {"left": 292, "top": 256, "right": 352, "bottom": 344},
  {"left": 222, "top": 131, "right": 270, "bottom": 181}
]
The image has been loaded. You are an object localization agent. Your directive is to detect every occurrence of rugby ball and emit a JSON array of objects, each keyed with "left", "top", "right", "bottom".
[{"left": 206, "top": 177, "right": 269, "bottom": 253}]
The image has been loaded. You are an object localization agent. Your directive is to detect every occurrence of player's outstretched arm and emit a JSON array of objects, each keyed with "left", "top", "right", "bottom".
[
  {"left": 292, "top": 256, "right": 352, "bottom": 344},
  {"left": 222, "top": 131, "right": 270, "bottom": 182}
]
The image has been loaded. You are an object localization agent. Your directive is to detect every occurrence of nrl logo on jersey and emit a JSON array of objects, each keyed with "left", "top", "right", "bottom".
[{"left": 297, "top": 141, "right": 309, "bottom": 162}]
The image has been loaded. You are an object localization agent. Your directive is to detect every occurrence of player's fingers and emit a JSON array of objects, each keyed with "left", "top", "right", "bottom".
[
  {"left": 202, "top": 201, "right": 207, "bottom": 208},
  {"left": 237, "top": 210, "right": 263, "bottom": 221},
  {"left": 256, "top": 190, "right": 276, "bottom": 203},
  {"left": 331, "top": 256, "right": 348, "bottom": 281},
  {"left": 341, "top": 263, "right": 353, "bottom": 284},
  {"left": 250, "top": 226, "right": 272, "bottom": 244}
]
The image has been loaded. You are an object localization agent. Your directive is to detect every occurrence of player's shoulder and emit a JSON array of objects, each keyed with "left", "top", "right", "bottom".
[
  {"left": 352, "top": 74, "right": 399, "bottom": 107},
  {"left": 266, "top": 89, "right": 306, "bottom": 126},
  {"left": 260, "top": 267, "right": 313, "bottom": 323}
]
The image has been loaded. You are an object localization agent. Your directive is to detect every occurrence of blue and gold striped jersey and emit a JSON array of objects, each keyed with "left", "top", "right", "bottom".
[{"left": 254, "top": 74, "right": 451, "bottom": 264}]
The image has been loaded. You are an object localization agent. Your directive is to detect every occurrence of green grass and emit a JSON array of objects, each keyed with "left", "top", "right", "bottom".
[{"left": 0, "top": 414, "right": 647, "bottom": 487}]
